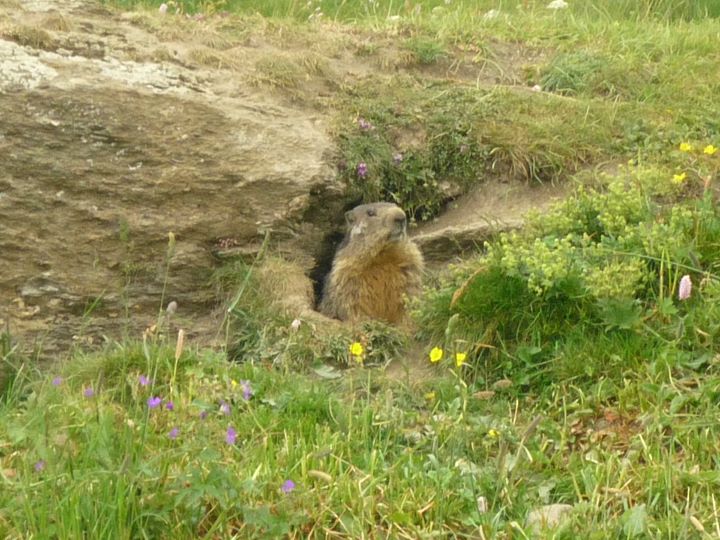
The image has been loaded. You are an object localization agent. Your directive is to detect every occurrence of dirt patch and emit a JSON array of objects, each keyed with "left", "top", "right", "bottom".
[{"left": 413, "top": 179, "right": 568, "bottom": 263}]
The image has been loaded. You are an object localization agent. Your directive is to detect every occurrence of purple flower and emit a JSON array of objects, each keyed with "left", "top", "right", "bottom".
[
  {"left": 199, "top": 410, "right": 209, "bottom": 420},
  {"left": 147, "top": 396, "right": 162, "bottom": 409},
  {"left": 357, "top": 162, "right": 368, "bottom": 178},
  {"left": 240, "top": 380, "right": 253, "bottom": 401},
  {"left": 679, "top": 274, "right": 692, "bottom": 301},
  {"left": 392, "top": 153, "right": 403, "bottom": 164},
  {"left": 83, "top": 387, "right": 95, "bottom": 398},
  {"left": 226, "top": 426, "right": 237, "bottom": 445},
  {"left": 52, "top": 376, "right": 63, "bottom": 386},
  {"left": 168, "top": 427, "right": 179, "bottom": 440},
  {"left": 358, "top": 117, "right": 372, "bottom": 131},
  {"left": 281, "top": 479, "right": 296, "bottom": 493},
  {"left": 220, "top": 401, "right": 231, "bottom": 415},
  {"left": 139, "top": 375, "right": 150, "bottom": 387},
  {"left": 165, "top": 401, "right": 174, "bottom": 411},
  {"left": 34, "top": 460, "right": 46, "bottom": 472}
]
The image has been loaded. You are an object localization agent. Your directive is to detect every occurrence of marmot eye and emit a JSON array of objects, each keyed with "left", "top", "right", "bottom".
[{"left": 367, "top": 208, "right": 376, "bottom": 217}]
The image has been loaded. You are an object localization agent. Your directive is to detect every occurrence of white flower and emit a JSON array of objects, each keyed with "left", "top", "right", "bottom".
[
  {"left": 547, "top": 0, "right": 568, "bottom": 9},
  {"left": 531, "top": 84, "right": 542, "bottom": 92},
  {"left": 483, "top": 9, "right": 500, "bottom": 20},
  {"left": 158, "top": 3, "right": 168, "bottom": 14},
  {"left": 291, "top": 318, "right": 301, "bottom": 331},
  {"left": 678, "top": 275, "right": 692, "bottom": 301}
]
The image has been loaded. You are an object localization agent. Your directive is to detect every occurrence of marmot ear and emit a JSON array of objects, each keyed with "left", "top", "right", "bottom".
[{"left": 345, "top": 210, "right": 355, "bottom": 224}]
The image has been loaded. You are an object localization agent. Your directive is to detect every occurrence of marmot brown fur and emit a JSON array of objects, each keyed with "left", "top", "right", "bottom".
[{"left": 319, "top": 202, "right": 424, "bottom": 324}]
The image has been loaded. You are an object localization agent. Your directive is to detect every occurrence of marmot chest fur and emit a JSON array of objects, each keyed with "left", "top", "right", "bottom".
[{"left": 319, "top": 202, "right": 424, "bottom": 324}]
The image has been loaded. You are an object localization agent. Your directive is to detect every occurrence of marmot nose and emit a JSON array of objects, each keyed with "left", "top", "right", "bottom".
[{"left": 390, "top": 208, "right": 407, "bottom": 226}]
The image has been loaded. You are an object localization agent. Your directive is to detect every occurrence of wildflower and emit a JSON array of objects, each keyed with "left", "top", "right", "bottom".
[
  {"left": 679, "top": 142, "right": 693, "bottom": 152},
  {"left": 231, "top": 379, "right": 238, "bottom": 389},
  {"left": 291, "top": 318, "right": 302, "bottom": 331},
  {"left": 392, "top": 153, "right": 403, "bottom": 164},
  {"left": 357, "top": 162, "right": 368, "bottom": 178},
  {"left": 51, "top": 376, "right": 62, "bottom": 386},
  {"left": 166, "top": 300, "right": 178, "bottom": 314},
  {"left": 487, "top": 428, "right": 499, "bottom": 439},
  {"left": 168, "top": 427, "right": 179, "bottom": 440},
  {"left": 34, "top": 460, "right": 46, "bottom": 472},
  {"left": 679, "top": 275, "right": 692, "bottom": 301},
  {"left": 226, "top": 426, "right": 237, "bottom": 445},
  {"left": 455, "top": 352, "right": 467, "bottom": 367},
  {"left": 350, "top": 342, "right": 364, "bottom": 357},
  {"left": 83, "top": 387, "right": 95, "bottom": 398},
  {"left": 281, "top": 479, "right": 296, "bottom": 493},
  {"left": 240, "top": 380, "right": 253, "bottom": 401},
  {"left": 357, "top": 117, "right": 372, "bottom": 131},
  {"left": 165, "top": 401, "right": 174, "bottom": 411},
  {"left": 199, "top": 410, "right": 208, "bottom": 420},
  {"left": 704, "top": 144, "right": 718, "bottom": 156},
  {"left": 429, "top": 347, "right": 443, "bottom": 363},
  {"left": 147, "top": 396, "right": 162, "bottom": 409},
  {"left": 158, "top": 3, "right": 168, "bottom": 14},
  {"left": 138, "top": 374, "right": 150, "bottom": 387},
  {"left": 424, "top": 391, "right": 436, "bottom": 402},
  {"left": 220, "top": 401, "right": 231, "bottom": 415},
  {"left": 672, "top": 172, "right": 687, "bottom": 184}
]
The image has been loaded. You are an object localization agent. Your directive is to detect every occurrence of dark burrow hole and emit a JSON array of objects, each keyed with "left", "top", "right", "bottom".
[
  {"left": 308, "top": 229, "right": 345, "bottom": 309},
  {"left": 305, "top": 196, "right": 362, "bottom": 309}
]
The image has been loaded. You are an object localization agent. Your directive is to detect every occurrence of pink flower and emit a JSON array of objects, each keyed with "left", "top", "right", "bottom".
[
  {"left": 168, "top": 427, "right": 179, "bottom": 440},
  {"left": 147, "top": 396, "right": 162, "bottom": 409},
  {"left": 678, "top": 275, "right": 692, "bottom": 301},
  {"left": 281, "top": 479, "right": 296, "bottom": 493},
  {"left": 220, "top": 401, "right": 231, "bottom": 415},
  {"left": 226, "top": 426, "right": 237, "bottom": 445}
]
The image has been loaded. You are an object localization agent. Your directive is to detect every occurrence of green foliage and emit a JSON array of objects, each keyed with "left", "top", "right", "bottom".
[
  {"left": 335, "top": 80, "right": 621, "bottom": 220},
  {"left": 402, "top": 37, "right": 447, "bottom": 65},
  {"left": 416, "top": 163, "right": 720, "bottom": 386}
]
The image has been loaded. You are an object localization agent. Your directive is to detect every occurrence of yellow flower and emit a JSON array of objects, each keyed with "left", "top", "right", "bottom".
[
  {"left": 429, "top": 347, "right": 444, "bottom": 363},
  {"left": 455, "top": 352, "right": 467, "bottom": 367},
  {"left": 703, "top": 144, "right": 718, "bottom": 156},
  {"left": 487, "top": 429, "right": 499, "bottom": 439},
  {"left": 672, "top": 172, "right": 687, "bottom": 184},
  {"left": 424, "top": 391, "right": 436, "bottom": 402},
  {"left": 349, "top": 342, "right": 364, "bottom": 357},
  {"left": 231, "top": 379, "right": 238, "bottom": 388},
  {"left": 679, "top": 142, "right": 693, "bottom": 152}
]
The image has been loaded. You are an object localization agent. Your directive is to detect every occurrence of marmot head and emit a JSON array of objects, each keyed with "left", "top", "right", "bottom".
[{"left": 345, "top": 202, "right": 408, "bottom": 243}]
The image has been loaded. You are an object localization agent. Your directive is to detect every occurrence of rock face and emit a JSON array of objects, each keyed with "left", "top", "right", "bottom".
[{"left": 0, "top": 0, "right": 341, "bottom": 354}]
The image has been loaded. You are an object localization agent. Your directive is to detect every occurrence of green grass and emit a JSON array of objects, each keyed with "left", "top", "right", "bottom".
[
  {"left": 5, "top": 0, "right": 720, "bottom": 537},
  {"left": 109, "top": 0, "right": 720, "bottom": 218}
]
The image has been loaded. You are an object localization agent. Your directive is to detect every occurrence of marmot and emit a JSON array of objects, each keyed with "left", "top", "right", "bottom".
[{"left": 319, "top": 202, "right": 424, "bottom": 324}]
